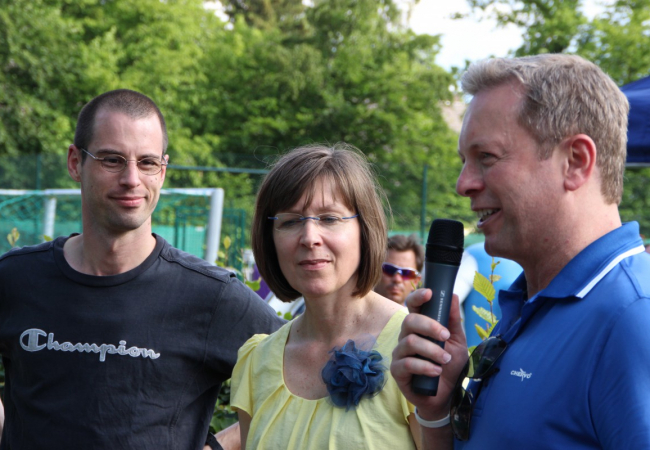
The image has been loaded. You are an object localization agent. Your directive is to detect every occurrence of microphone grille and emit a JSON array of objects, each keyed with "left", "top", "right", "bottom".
[{"left": 425, "top": 219, "right": 464, "bottom": 265}]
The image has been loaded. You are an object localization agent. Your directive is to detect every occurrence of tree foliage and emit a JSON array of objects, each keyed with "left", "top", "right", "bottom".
[
  {"left": 466, "top": 0, "right": 586, "bottom": 55},
  {"left": 0, "top": 0, "right": 469, "bottom": 232},
  {"left": 466, "top": 0, "right": 650, "bottom": 84},
  {"left": 575, "top": 0, "right": 650, "bottom": 86}
]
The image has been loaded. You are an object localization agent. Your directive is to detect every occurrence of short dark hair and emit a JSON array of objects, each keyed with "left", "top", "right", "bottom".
[
  {"left": 387, "top": 234, "right": 424, "bottom": 272},
  {"left": 252, "top": 143, "right": 389, "bottom": 302},
  {"left": 74, "top": 89, "right": 168, "bottom": 160}
]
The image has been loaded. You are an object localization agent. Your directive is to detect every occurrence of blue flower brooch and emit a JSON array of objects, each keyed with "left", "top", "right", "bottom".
[{"left": 321, "top": 339, "right": 387, "bottom": 410}]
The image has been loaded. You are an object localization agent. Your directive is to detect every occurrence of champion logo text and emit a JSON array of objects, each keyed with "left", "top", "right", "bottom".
[{"left": 20, "top": 328, "right": 161, "bottom": 362}]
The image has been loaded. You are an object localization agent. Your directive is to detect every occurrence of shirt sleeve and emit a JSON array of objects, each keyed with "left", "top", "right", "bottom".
[
  {"left": 230, "top": 334, "right": 268, "bottom": 416},
  {"left": 589, "top": 297, "right": 650, "bottom": 449},
  {"left": 205, "top": 274, "right": 284, "bottom": 380}
]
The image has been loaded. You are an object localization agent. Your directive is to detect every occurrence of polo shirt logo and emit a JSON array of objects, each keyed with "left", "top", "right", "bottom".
[{"left": 510, "top": 368, "right": 532, "bottom": 381}]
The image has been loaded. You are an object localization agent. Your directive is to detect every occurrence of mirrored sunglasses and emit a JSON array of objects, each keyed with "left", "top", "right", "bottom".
[{"left": 381, "top": 262, "right": 419, "bottom": 280}]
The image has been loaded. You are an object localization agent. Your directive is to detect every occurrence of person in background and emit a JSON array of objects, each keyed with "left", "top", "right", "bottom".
[
  {"left": 231, "top": 143, "right": 421, "bottom": 449},
  {"left": 391, "top": 54, "right": 650, "bottom": 449},
  {"left": 0, "top": 89, "right": 282, "bottom": 450},
  {"left": 375, "top": 234, "right": 478, "bottom": 332},
  {"left": 374, "top": 234, "right": 423, "bottom": 305}
]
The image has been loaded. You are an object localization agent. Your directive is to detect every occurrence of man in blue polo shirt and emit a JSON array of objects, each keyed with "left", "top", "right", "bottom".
[{"left": 391, "top": 54, "right": 650, "bottom": 449}]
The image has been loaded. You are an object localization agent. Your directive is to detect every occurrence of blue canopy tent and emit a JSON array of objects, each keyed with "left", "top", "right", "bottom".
[{"left": 621, "top": 76, "right": 650, "bottom": 166}]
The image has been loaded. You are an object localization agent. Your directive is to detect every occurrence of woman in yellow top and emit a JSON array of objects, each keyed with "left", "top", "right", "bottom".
[{"left": 231, "top": 143, "right": 421, "bottom": 449}]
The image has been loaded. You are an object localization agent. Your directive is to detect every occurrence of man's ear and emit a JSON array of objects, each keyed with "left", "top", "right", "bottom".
[
  {"left": 563, "top": 134, "right": 596, "bottom": 192},
  {"left": 67, "top": 145, "right": 82, "bottom": 182}
]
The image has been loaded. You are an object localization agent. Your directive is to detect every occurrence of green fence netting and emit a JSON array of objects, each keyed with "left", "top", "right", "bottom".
[{"left": 0, "top": 191, "right": 246, "bottom": 271}]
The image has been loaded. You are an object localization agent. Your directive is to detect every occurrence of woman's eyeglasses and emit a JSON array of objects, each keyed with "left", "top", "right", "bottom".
[
  {"left": 381, "top": 262, "right": 419, "bottom": 280},
  {"left": 268, "top": 213, "right": 359, "bottom": 233},
  {"left": 451, "top": 335, "right": 508, "bottom": 441}
]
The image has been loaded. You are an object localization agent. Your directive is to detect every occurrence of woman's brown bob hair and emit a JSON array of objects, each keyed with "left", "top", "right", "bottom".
[{"left": 252, "top": 143, "right": 388, "bottom": 302}]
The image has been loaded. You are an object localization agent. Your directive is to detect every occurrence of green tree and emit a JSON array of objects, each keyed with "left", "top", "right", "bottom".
[
  {"left": 0, "top": 0, "right": 214, "bottom": 188},
  {"left": 463, "top": 0, "right": 650, "bottom": 84},
  {"left": 620, "top": 167, "right": 650, "bottom": 235},
  {"left": 201, "top": 0, "right": 467, "bottom": 228},
  {"left": 0, "top": 0, "right": 119, "bottom": 157},
  {"left": 466, "top": 0, "right": 586, "bottom": 55},
  {"left": 574, "top": 0, "right": 650, "bottom": 85},
  {"left": 1, "top": 0, "right": 467, "bottom": 232},
  {"left": 221, "top": 0, "right": 308, "bottom": 34}
]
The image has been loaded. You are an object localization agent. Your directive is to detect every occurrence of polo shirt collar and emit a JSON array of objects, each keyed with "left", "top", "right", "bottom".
[
  {"left": 496, "top": 222, "right": 645, "bottom": 341},
  {"left": 536, "top": 222, "right": 644, "bottom": 299}
]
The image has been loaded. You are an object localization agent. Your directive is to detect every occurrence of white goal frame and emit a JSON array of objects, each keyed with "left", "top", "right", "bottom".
[{"left": 0, "top": 188, "right": 225, "bottom": 263}]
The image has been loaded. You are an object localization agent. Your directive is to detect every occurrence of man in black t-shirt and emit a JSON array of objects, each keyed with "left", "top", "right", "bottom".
[{"left": 0, "top": 89, "right": 282, "bottom": 450}]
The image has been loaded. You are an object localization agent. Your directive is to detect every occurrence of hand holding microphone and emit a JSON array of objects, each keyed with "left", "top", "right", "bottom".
[{"left": 411, "top": 219, "right": 464, "bottom": 396}]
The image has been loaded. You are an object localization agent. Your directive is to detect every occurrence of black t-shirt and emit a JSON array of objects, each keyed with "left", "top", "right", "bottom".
[{"left": 0, "top": 235, "right": 283, "bottom": 449}]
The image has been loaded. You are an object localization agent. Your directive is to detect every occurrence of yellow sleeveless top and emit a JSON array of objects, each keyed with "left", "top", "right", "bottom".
[{"left": 231, "top": 309, "right": 416, "bottom": 450}]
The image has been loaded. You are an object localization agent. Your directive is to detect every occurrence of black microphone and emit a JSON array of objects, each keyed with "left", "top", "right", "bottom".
[{"left": 412, "top": 219, "right": 464, "bottom": 396}]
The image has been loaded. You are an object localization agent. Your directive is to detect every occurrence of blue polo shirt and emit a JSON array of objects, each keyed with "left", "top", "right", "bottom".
[{"left": 456, "top": 222, "right": 650, "bottom": 449}]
